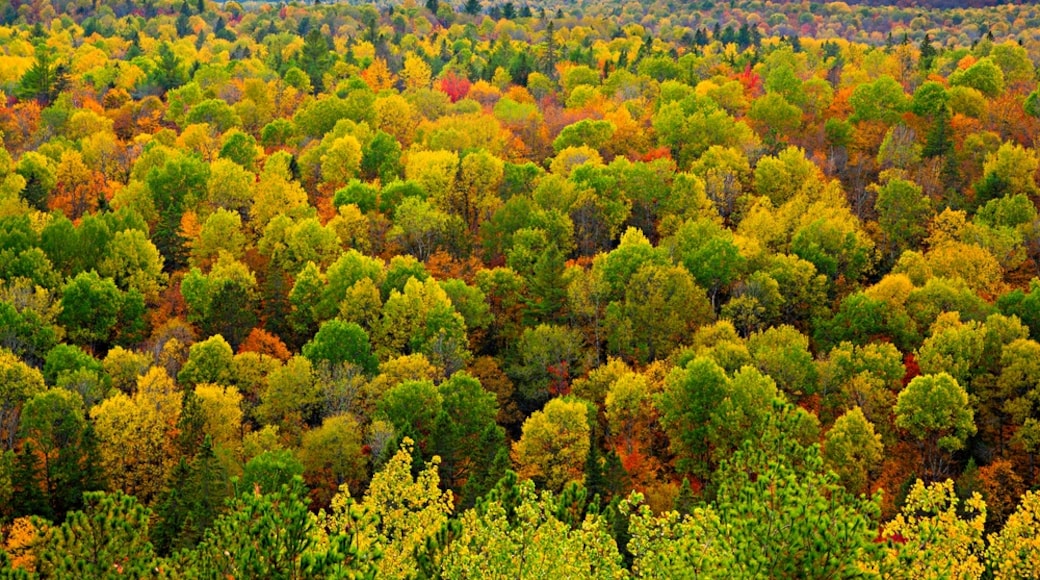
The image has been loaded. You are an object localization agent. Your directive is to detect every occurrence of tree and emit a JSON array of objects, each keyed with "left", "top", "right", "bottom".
[
  {"left": 747, "top": 93, "right": 802, "bottom": 151},
  {"left": 147, "top": 154, "right": 210, "bottom": 271},
  {"left": 98, "top": 229, "right": 167, "bottom": 302},
  {"left": 375, "top": 277, "right": 470, "bottom": 376},
  {"left": 822, "top": 407, "right": 883, "bottom": 495},
  {"left": 300, "top": 414, "right": 367, "bottom": 503},
  {"left": 302, "top": 320, "right": 378, "bottom": 375},
  {"left": 151, "top": 42, "right": 184, "bottom": 94},
  {"left": 656, "top": 357, "right": 729, "bottom": 476},
  {"left": 507, "top": 324, "right": 585, "bottom": 408},
  {"left": 464, "top": 0, "right": 480, "bottom": 15},
  {"left": 849, "top": 75, "right": 908, "bottom": 124},
  {"left": 669, "top": 218, "right": 745, "bottom": 308},
  {"left": 180, "top": 257, "right": 259, "bottom": 350},
  {"left": 710, "top": 425, "right": 881, "bottom": 579},
  {"left": 298, "top": 29, "right": 332, "bottom": 94},
  {"left": 987, "top": 490, "right": 1040, "bottom": 579},
  {"left": 605, "top": 263, "right": 714, "bottom": 364},
  {"left": 949, "top": 57, "right": 1005, "bottom": 98},
  {"left": 177, "top": 335, "right": 236, "bottom": 387},
  {"left": 58, "top": 271, "right": 141, "bottom": 351},
  {"left": 894, "top": 373, "right": 976, "bottom": 481},
  {"left": 0, "top": 351, "right": 46, "bottom": 450},
  {"left": 401, "top": 54, "right": 433, "bottom": 91},
  {"left": 36, "top": 491, "right": 156, "bottom": 578},
  {"left": 878, "top": 480, "right": 986, "bottom": 579},
  {"left": 746, "top": 325, "right": 818, "bottom": 400},
  {"left": 189, "top": 476, "right": 378, "bottom": 578},
  {"left": 873, "top": 175, "right": 932, "bottom": 263},
  {"left": 512, "top": 397, "right": 590, "bottom": 492},
  {"left": 328, "top": 439, "right": 451, "bottom": 579},
  {"left": 152, "top": 436, "right": 228, "bottom": 554},
  {"left": 13, "top": 389, "right": 103, "bottom": 521},
  {"left": 17, "top": 44, "right": 66, "bottom": 105},
  {"left": 439, "top": 476, "right": 625, "bottom": 578},
  {"left": 90, "top": 368, "right": 182, "bottom": 503},
  {"left": 431, "top": 372, "right": 502, "bottom": 498}
]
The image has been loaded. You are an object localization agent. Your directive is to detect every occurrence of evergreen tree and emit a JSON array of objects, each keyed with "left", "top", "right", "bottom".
[
  {"left": 923, "top": 109, "right": 954, "bottom": 158},
  {"left": 151, "top": 42, "right": 184, "bottom": 94},
  {"left": 920, "top": 33, "right": 937, "bottom": 70},
  {"left": 36, "top": 492, "right": 157, "bottom": 578},
  {"left": 524, "top": 244, "right": 567, "bottom": 323},
  {"left": 17, "top": 45, "right": 64, "bottom": 105},
  {"left": 176, "top": 389, "right": 206, "bottom": 458},
  {"left": 464, "top": 0, "right": 481, "bottom": 15},
  {"left": 542, "top": 19, "right": 558, "bottom": 78},
  {"left": 11, "top": 442, "right": 51, "bottom": 520},
  {"left": 299, "top": 29, "right": 332, "bottom": 94}
]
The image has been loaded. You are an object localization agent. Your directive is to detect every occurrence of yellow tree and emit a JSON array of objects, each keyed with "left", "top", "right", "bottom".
[
  {"left": 512, "top": 397, "right": 590, "bottom": 492},
  {"left": 89, "top": 367, "right": 182, "bottom": 503},
  {"left": 877, "top": 479, "right": 986, "bottom": 579},
  {"left": 400, "top": 53, "right": 432, "bottom": 90},
  {"left": 361, "top": 57, "right": 396, "bottom": 92},
  {"left": 318, "top": 439, "right": 452, "bottom": 579},
  {"left": 987, "top": 490, "right": 1040, "bottom": 579}
]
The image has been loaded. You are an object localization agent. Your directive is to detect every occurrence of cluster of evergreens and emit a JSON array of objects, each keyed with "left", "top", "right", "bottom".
[{"left": 1, "top": 0, "right": 1040, "bottom": 577}]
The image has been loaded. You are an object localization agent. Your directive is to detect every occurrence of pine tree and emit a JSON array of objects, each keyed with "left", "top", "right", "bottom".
[
  {"left": 542, "top": 19, "right": 558, "bottom": 78},
  {"left": 919, "top": 33, "right": 937, "bottom": 70},
  {"left": 183, "top": 436, "right": 228, "bottom": 547},
  {"left": 923, "top": 109, "right": 953, "bottom": 158},
  {"left": 460, "top": 427, "right": 509, "bottom": 508},
  {"left": 37, "top": 492, "right": 156, "bottom": 578},
  {"left": 153, "top": 458, "right": 193, "bottom": 556},
  {"left": 464, "top": 0, "right": 481, "bottom": 15},
  {"left": 11, "top": 442, "right": 51, "bottom": 521},
  {"left": 16, "top": 45, "right": 62, "bottom": 105},
  {"left": 524, "top": 244, "right": 567, "bottom": 323},
  {"left": 674, "top": 477, "right": 695, "bottom": 515},
  {"left": 151, "top": 42, "right": 184, "bottom": 94},
  {"left": 176, "top": 389, "right": 206, "bottom": 458}
]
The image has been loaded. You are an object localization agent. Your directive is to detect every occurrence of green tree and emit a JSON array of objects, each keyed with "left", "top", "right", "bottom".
[
  {"left": 894, "top": 373, "right": 976, "bottom": 481},
  {"left": 822, "top": 407, "right": 883, "bottom": 495},
  {"left": 605, "top": 263, "right": 714, "bottom": 364},
  {"left": 58, "top": 271, "right": 142, "bottom": 351},
  {"left": 507, "top": 324, "right": 585, "bottom": 409},
  {"left": 17, "top": 44, "right": 66, "bottom": 105},
  {"left": 746, "top": 324, "right": 818, "bottom": 399},
  {"left": 298, "top": 29, "right": 332, "bottom": 94},
  {"left": 36, "top": 491, "right": 156, "bottom": 578},
  {"left": 177, "top": 334, "right": 236, "bottom": 387},
  {"left": 189, "top": 475, "right": 378, "bottom": 578},
  {"left": 656, "top": 357, "right": 730, "bottom": 476},
  {"left": 151, "top": 42, "right": 185, "bottom": 94},
  {"left": 873, "top": 175, "right": 932, "bottom": 263},
  {"left": 180, "top": 257, "right": 259, "bottom": 349},
  {"left": 13, "top": 389, "right": 104, "bottom": 521},
  {"left": 712, "top": 426, "right": 881, "bottom": 578},
  {"left": 849, "top": 74, "right": 908, "bottom": 124},
  {"left": 302, "top": 319, "right": 379, "bottom": 375}
]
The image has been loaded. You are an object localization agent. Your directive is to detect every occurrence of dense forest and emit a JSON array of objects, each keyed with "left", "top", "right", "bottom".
[{"left": 1, "top": 0, "right": 1040, "bottom": 577}]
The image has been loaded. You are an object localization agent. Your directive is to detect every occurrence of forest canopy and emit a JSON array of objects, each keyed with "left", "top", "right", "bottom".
[{"left": 1, "top": 0, "right": 1040, "bottom": 577}]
